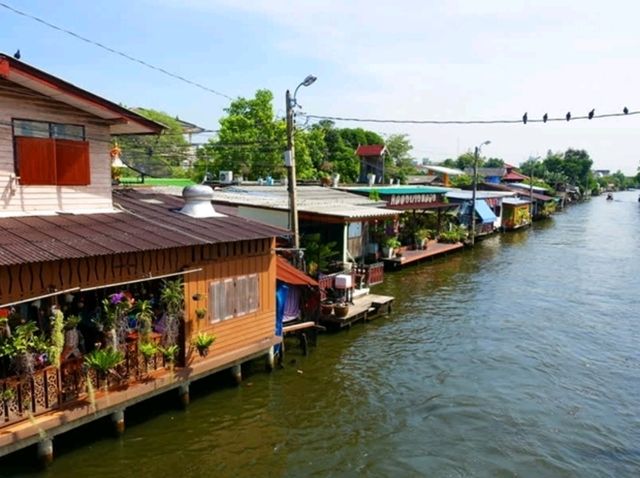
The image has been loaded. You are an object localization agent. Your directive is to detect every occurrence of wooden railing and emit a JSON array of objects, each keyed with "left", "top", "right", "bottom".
[{"left": 0, "top": 338, "right": 166, "bottom": 428}]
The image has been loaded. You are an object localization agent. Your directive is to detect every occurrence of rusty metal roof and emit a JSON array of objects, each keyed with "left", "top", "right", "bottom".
[{"left": 0, "top": 189, "right": 288, "bottom": 266}]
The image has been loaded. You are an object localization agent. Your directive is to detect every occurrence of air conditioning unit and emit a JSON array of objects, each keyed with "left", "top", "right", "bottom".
[{"left": 219, "top": 171, "right": 233, "bottom": 184}]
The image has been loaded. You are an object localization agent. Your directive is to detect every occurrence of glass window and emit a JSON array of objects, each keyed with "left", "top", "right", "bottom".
[
  {"left": 51, "top": 123, "right": 84, "bottom": 140},
  {"left": 13, "top": 120, "right": 50, "bottom": 138}
]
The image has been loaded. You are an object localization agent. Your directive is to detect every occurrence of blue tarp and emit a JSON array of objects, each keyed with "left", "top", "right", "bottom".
[
  {"left": 474, "top": 200, "right": 497, "bottom": 224},
  {"left": 274, "top": 283, "right": 289, "bottom": 355}
]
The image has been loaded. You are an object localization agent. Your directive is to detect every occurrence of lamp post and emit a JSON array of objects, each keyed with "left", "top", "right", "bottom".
[
  {"left": 470, "top": 140, "right": 491, "bottom": 246},
  {"left": 528, "top": 156, "right": 540, "bottom": 222},
  {"left": 285, "top": 74, "right": 317, "bottom": 249}
]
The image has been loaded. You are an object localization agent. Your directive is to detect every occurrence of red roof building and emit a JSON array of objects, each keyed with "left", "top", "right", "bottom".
[{"left": 355, "top": 144, "right": 386, "bottom": 184}]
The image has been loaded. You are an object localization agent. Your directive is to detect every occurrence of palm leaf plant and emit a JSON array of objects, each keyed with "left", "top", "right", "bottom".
[
  {"left": 193, "top": 332, "right": 216, "bottom": 357},
  {"left": 84, "top": 347, "right": 124, "bottom": 389}
]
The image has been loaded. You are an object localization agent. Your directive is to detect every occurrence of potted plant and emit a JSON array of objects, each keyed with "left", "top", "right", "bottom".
[
  {"left": 135, "top": 300, "right": 154, "bottom": 341},
  {"left": 192, "top": 293, "right": 203, "bottom": 301},
  {"left": 139, "top": 341, "right": 158, "bottom": 375},
  {"left": 382, "top": 237, "right": 401, "bottom": 259},
  {"left": 414, "top": 229, "right": 431, "bottom": 250},
  {"left": 160, "top": 344, "right": 180, "bottom": 370},
  {"left": 195, "top": 308, "right": 207, "bottom": 320},
  {"left": 193, "top": 332, "right": 216, "bottom": 357},
  {"left": 84, "top": 347, "right": 125, "bottom": 391},
  {"left": 62, "top": 314, "right": 81, "bottom": 362}
]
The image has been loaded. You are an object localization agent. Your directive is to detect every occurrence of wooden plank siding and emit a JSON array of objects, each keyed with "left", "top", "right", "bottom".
[
  {"left": 0, "top": 238, "right": 278, "bottom": 364},
  {"left": 0, "top": 78, "right": 113, "bottom": 213}
]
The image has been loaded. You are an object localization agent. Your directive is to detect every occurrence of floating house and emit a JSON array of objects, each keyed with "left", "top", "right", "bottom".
[
  {"left": 0, "top": 54, "right": 285, "bottom": 462},
  {"left": 501, "top": 197, "right": 532, "bottom": 230},
  {"left": 445, "top": 190, "right": 515, "bottom": 237}
]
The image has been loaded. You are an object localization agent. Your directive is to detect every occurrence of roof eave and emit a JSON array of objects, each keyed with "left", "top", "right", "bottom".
[{"left": 0, "top": 54, "right": 165, "bottom": 135}]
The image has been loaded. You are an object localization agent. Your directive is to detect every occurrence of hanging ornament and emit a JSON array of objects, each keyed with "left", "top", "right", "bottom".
[{"left": 110, "top": 142, "right": 124, "bottom": 167}]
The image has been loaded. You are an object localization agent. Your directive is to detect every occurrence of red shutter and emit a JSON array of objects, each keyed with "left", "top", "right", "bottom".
[
  {"left": 55, "top": 139, "right": 90, "bottom": 186},
  {"left": 15, "top": 137, "right": 56, "bottom": 185}
]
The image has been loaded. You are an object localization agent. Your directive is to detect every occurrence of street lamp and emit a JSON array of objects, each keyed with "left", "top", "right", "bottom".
[
  {"left": 470, "top": 140, "right": 491, "bottom": 246},
  {"left": 285, "top": 75, "right": 317, "bottom": 250}
]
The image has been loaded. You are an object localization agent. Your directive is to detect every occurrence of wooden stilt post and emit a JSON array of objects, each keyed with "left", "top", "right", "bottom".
[
  {"left": 178, "top": 383, "right": 190, "bottom": 407},
  {"left": 111, "top": 409, "right": 125, "bottom": 435},
  {"left": 265, "top": 346, "right": 275, "bottom": 372},
  {"left": 230, "top": 364, "right": 242, "bottom": 385},
  {"left": 37, "top": 438, "right": 53, "bottom": 466}
]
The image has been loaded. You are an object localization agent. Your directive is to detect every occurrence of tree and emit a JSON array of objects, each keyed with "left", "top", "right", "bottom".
[
  {"left": 484, "top": 157, "right": 505, "bottom": 168},
  {"left": 195, "top": 90, "right": 286, "bottom": 182},
  {"left": 118, "top": 108, "right": 190, "bottom": 177},
  {"left": 384, "top": 134, "right": 416, "bottom": 182}
]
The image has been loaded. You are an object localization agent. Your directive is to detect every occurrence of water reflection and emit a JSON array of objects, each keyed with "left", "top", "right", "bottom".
[{"left": 2, "top": 192, "right": 639, "bottom": 477}]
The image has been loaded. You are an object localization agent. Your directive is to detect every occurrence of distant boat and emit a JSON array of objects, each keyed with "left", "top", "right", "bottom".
[{"left": 606, "top": 193, "right": 614, "bottom": 201}]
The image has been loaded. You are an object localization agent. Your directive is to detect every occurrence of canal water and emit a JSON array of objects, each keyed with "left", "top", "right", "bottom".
[{"left": 2, "top": 191, "right": 639, "bottom": 477}]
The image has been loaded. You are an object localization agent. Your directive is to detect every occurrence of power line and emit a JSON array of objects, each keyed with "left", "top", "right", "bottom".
[
  {"left": 0, "top": 1, "right": 234, "bottom": 100},
  {"left": 302, "top": 109, "right": 640, "bottom": 125}
]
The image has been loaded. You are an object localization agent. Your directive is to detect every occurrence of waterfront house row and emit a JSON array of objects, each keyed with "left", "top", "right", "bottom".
[{"left": 0, "top": 53, "right": 287, "bottom": 460}]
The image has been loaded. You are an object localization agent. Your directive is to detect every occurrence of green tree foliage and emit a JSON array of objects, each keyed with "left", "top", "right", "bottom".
[
  {"left": 118, "top": 108, "right": 190, "bottom": 177},
  {"left": 384, "top": 134, "right": 416, "bottom": 182},
  {"left": 484, "top": 157, "right": 505, "bottom": 168},
  {"left": 195, "top": 90, "right": 286, "bottom": 182}
]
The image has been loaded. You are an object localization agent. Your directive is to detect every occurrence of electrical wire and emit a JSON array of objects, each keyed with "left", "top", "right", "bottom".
[
  {"left": 301, "top": 110, "right": 640, "bottom": 125},
  {"left": 0, "top": 1, "right": 234, "bottom": 100}
]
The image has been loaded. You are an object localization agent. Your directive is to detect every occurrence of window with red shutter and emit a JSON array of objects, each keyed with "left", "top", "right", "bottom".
[
  {"left": 55, "top": 139, "right": 90, "bottom": 185},
  {"left": 13, "top": 119, "right": 90, "bottom": 186},
  {"left": 14, "top": 136, "right": 56, "bottom": 185}
]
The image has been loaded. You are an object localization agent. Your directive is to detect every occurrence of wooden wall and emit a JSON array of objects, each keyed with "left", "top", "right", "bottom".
[
  {"left": 183, "top": 238, "right": 276, "bottom": 358},
  {"left": 0, "top": 78, "right": 113, "bottom": 213}
]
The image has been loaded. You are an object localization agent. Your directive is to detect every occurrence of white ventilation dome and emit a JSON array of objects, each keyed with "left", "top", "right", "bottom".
[{"left": 178, "top": 184, "right": 225, "bottom": 218}]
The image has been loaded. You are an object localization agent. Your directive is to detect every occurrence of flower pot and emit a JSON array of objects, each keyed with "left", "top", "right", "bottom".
[
  {"left": 197, "top": 347, "right": 209, "bottom": 358},
  {"left": 321, "top": 302, "right": 334, "bottom": 315},
  {"left": 334, "top": 304, "right": 349, "bottom": 318},
  {"left": 367, "top": 173, "right": 376, "bottom": 186},
  {"left": 382, "top": 247, "right": 395, "bottom": 259}
]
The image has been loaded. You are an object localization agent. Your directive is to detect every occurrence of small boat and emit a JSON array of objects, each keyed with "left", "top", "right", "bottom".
[{"left": 606, "top": 193, "right": 614, "bottom": 201}]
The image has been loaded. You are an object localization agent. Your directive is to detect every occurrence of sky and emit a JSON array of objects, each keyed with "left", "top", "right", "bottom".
[{"left": 1, "top": 0, "right": 639, "bottom": 174}]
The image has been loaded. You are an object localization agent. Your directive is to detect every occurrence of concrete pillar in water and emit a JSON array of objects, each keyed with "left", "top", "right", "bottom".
[
  {"left": 178, "top": 383, "right": 190, "bottom": 407},
  {"left": 111, "top": 409, "right": 125, "bottom": 435},
  {"left": 265, "top": 346, "right": 275, "bottom": 372},
  {"left": 231, "top": 364, "right": 242, "bottom": 385},
  {"left": 37, "top": 438, "right": 53, "bottom": 466}
]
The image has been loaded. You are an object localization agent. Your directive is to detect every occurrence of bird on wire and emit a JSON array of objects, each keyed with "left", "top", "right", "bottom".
[
  {"left": 623, "top": 107, "right": 629, "bottom": 114},
  {"left": 13, "top": 49, "right": 20, "bottom": 59},
  {"left": 543, "top": 113, "right": 548, "bottom": 123},
  {"left": 566, "top": 112, "right": 571, "bottom": 121},
  {"left": 588, "top": 109, "right": 595, "bottom": 120},
  {"left": 522, "top": 112, "right": 528, "bottom": 124}
]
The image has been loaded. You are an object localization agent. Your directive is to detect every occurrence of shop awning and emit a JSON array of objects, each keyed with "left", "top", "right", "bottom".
[
  {"left": 475, "top": 200, "right": 497, "bottom": 224},
  {"left": 276, "top": 257, "right": 318, "bottom": 287}
]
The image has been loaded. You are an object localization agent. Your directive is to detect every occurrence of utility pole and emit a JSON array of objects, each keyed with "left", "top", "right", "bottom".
[
  {"left": 470, "top": 146, "right": 479, "bottom": 246},
  {"left": 285, "top": 89, "right": 300, "bottom": 249}
]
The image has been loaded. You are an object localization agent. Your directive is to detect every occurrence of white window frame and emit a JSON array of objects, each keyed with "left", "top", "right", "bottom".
[{"left": 209, "top": 274, "right": 260, "bottom": 324}]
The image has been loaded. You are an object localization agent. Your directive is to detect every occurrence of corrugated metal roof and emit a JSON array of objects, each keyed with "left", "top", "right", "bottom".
[
  {"left": 502, "top": 197, "right": 531, "bottom": 205},
  {"left": 474, "top": 200, "right": 497, "bottom": 224},
  {"left": 276, "top": 256, "right": 318, "bottom": 287},
  {"left": 344, "top": 186, "right": 451, "bottom": 195},
  {"left": 211, "top": 185, "right": 398, "bottom": 220},
  {"left": 423, "top": 165, "right": 465, "bottom": 176},
  {"left": 0, "top": 189, "right": 287, "bottom": 266},
  {"left": 446, "top": 190, "right": 514, "bottom": 200},
  {"left": 355, "top": 144, "right": 385, "bottom": 156}
]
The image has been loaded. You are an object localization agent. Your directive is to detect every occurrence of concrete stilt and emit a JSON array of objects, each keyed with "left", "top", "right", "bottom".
[
  {"left": 178, "top": 383, "right": 190, "bottom": 407},
  {"left": 37, "top": 438, "right": 53, "bottom": 466},
  {"left": 265, "top": 346, "right": 275, "bottom": 372},
  {"left": 111, "top": 409, "right": 125, "bottom": 435},
  {"left": 230, "top": 364, "right": 242, "bottom": 385}
]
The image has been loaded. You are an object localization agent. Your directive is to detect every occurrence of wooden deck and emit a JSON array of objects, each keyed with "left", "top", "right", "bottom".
[
  {"left": 319, "top": 293, "right": 394, "bottom": 329},
  {"left": 382, "top": 241, "right": 464, "bottom": 269}
]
